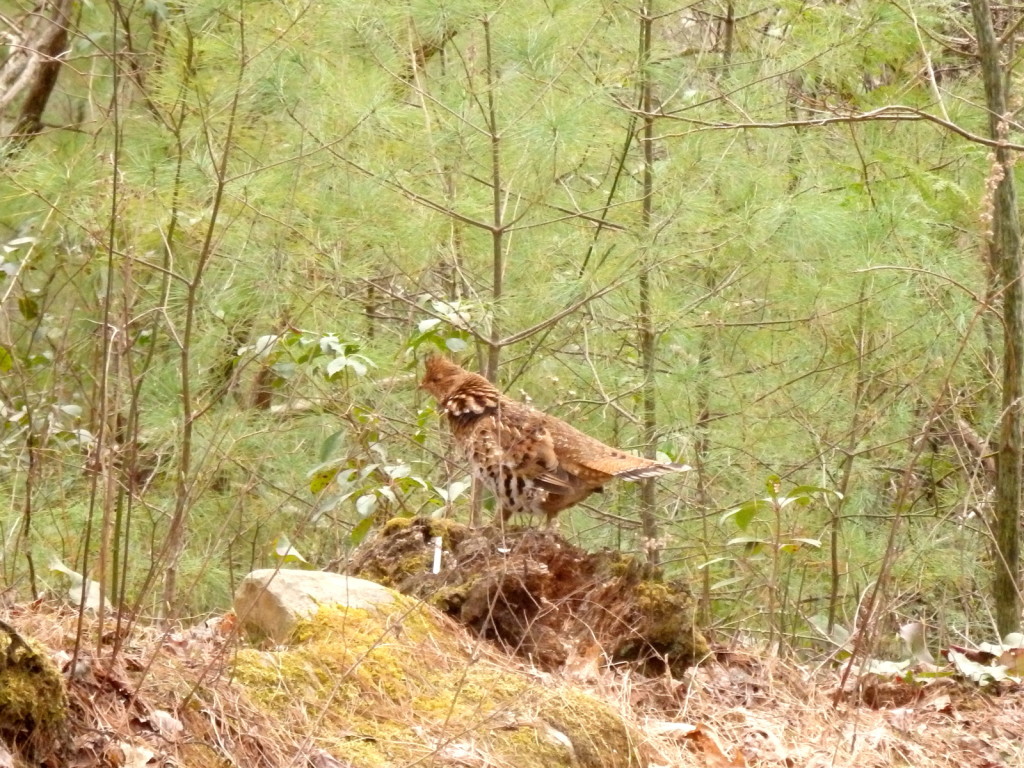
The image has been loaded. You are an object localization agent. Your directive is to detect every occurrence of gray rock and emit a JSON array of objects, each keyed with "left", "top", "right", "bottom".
[{"left": 234, "top": 569, "right": 396, "bottom": 643}]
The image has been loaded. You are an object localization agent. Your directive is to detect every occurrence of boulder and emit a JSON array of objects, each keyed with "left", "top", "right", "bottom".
[{"left": 233, "top": 569, "right": 395, "bottom": 642}]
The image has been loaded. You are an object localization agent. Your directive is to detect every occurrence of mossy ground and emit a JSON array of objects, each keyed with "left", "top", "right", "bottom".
[
  {"left": 232, "top": 597, "right": 642, "bottom": 767},
  {"left": 0, "top": 625, "right": 67, "bottom": 761}
]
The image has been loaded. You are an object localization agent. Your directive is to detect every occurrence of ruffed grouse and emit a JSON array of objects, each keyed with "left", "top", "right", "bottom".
[{"left": 420, "top": 354, "right": 690, "bottom": 525}]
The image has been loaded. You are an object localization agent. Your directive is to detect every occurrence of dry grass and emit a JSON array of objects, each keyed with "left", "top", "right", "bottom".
[{"left": 2, "top": 599, "right": 1022, "bottom": 768}]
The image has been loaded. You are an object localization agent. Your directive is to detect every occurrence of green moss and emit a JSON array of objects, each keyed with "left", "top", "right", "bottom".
[
  {"left": 380, "top": 517, "right": 417, "bottom": 535},
  {"left": 230, "top": 597, "right": 640, "bottom": 767},
  {"left": 0, "top": 630, "right": 67, "bottom": 753},
  {"left": 537, "top": 689, "right": 641, "bottom": 768}
]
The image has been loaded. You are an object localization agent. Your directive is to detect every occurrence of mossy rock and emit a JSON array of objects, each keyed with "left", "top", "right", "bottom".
[
  {"left": 0, "top": 622, "right": 67, "bottom": 761},
  {"left": 232, "top": 597, "right": 642, "bottom": 767}
]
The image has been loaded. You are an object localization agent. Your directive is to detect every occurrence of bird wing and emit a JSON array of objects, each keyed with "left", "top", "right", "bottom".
[
  {"left": 543, "top": 416, "right": 688, "bottom": 481},
  {"left": 485, "top": 400, "right": 579, "bottom": 492}
]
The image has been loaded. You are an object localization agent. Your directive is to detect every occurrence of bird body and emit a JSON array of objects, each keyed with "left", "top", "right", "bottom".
[{"left": 420, "top": 355, "right": 690, "bottom": 524}]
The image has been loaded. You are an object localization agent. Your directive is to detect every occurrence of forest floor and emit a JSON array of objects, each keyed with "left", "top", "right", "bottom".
[{"left": 3, "top": 599, "right": 1023, "bottom": 768}]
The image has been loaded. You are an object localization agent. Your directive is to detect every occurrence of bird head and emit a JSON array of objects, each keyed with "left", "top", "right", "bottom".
[{"left": 419, "top": 354, "right": 467, "bottom": 401}]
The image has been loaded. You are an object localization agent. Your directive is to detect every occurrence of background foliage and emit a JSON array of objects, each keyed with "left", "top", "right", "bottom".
[{"left": 0, "top": 0, "right": 1015, "bottom": 655}]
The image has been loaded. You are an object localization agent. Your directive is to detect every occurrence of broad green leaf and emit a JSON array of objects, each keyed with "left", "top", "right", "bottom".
[
  {"left": 346, "top": 358, "right": 367, "bottom": 376},
  {"left": 349, "top": 515, "right": 375, "bottom": 546},
  {"left": 18, "top": 296, "right": 38, "bottom": 320},
  {"left": 0, "top": 345, "right": 12, "bottom": 372},
  {"left": 308, "top": 463, "right": 342, "bottom": 494},
  {"left": 319, "top": 429, "right": 345, "bottom": 462},
  {"left": 320, "top": 334, "right": 343, "bottom": 354},
  {"left": 325, "top": 356, "right": 348, "bottom": 377},
  {"left": 252, "top": 334, "right": 279, "bottom": 358},
  {"left": 790, "top": 537, "right": 822, "bottom": 548},
  {"left": 696, "top": 556, "right": 732, "bottom": 570},
  {"left": 809, "top": 615, "right": 851, "bottom": 647},
  {"left": 396, "top": 475, "right": 430, "bottom": 492},
  {"left": 787, "top": 484, "right": 843, "bottom": 499},
  {"left": 384, "top": 464, "right": 411, "bottom": 480},
  {"left": 4, "top": 236, "right": 36, "bottom": 250},
  {"left": 273, "top": 534, "right": 308, "bottom": 564},
  {"left": 726, "top": 536, "right": 768, "bottom": 554},
  {"left": 438, "top": 478, "right": 472, "bottom": 503},
  {"left": 779, "top": 538, "right": 821, "bottom": 551},
  {"left": 312, "top": 491, "right": 345, "bottom": 520},
  {"left": 445, "top": 337, "right": 468, "bottom": 353},
  {"left": 722, "top": 499, "right": 772, "bottom": 529},
  {"left": 355, "top": 493, "right": 377, "bottom": 518}
]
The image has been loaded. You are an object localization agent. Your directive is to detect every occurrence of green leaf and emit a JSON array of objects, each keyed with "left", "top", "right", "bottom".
[
  {"left": 355, "top": 493, "right": 377, "bottom": 518},
  {"left": 325, "top": 356, "right": 348, "bottom": 377},
  {"left": 722, "top": 499, "right": 772, "bottom": 529},
  {"left": 272, "top": 534, "right": 309, "bottom": 564},
  {"left": 696, "top": 556, "right": 732, "bottom": 570},
  {"left": 319, "top": 429, "right": 345, "bottom": 462},
  {"left": 787, "top": 484, "right": 842, "bottom": 500},
  {"left": 790, "top": 537, "right": 822, "bottom": 548},
  {"left": 348, "top": 515, "right": 375, "bottom": 546},
  {"left": 18, "top": 295, "right": 38, "bottom": 320},
  {"left": 0, "top": 345, "right": 12, "bottom": 372},
  {"left": 346, "top": 358, "right": 368, "bottom": 376},
  {"left": 727, "top": 536, "right": 768, "bottom": 554},
  {"left": 308, "top": 463, "right": 342, "bottom": 494},
  {"left": 312, "top": 491, "right": 346, "bottom": 520},
  {"left": 252, "top": 334, "right": 279, "bottom": 359},
  {"left": 445, "top": 337, "right": 468, "bottom": 352},
  {"left": 383, "top": 463, "right": 411, "bottom": 479},
  {"left": 438, "top": 478, "right": 472, "bottom": 503},
  {"left": 418, "top": 318, "right": 442, "bottom": 333},
  {"left": 779, "top": 537, "right": 821, "bottom": 551}
]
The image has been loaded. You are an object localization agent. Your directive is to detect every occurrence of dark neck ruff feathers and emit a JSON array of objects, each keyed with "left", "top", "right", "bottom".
[{"left": 442, "top": 380, "right": 501, "bottom": 422}]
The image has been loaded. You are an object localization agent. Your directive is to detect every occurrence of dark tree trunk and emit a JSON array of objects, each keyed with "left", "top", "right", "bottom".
[
  {"left": 970, "top": 0, "right": 1022, "bottom": 637},
  {"left": 0, "top": 0, "right": 73, "bottom": 152}
]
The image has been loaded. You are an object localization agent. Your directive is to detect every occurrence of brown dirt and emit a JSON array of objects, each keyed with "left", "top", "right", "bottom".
[{"left": 346, "top": 517, "right": 708, "bottom": 675}]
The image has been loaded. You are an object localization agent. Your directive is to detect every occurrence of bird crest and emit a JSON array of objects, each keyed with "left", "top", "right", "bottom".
[{"left": 420, "top": 354, "right": 500, "bottom": 417}]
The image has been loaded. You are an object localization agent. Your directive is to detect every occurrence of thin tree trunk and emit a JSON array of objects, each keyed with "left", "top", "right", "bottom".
[
  {"left": 638, "top": 0, "right": 660, "bottom": 563},
  {"left": 483, "top": 17, "right": 504, "bottom": 386},
  {"left": 970, "top": 0, "right": 1022, "bottom": 637}
]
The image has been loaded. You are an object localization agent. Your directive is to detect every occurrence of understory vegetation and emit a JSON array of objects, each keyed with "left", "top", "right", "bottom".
[{"left": 1, "top": 0, "right": 1021, "bottom": 662}]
